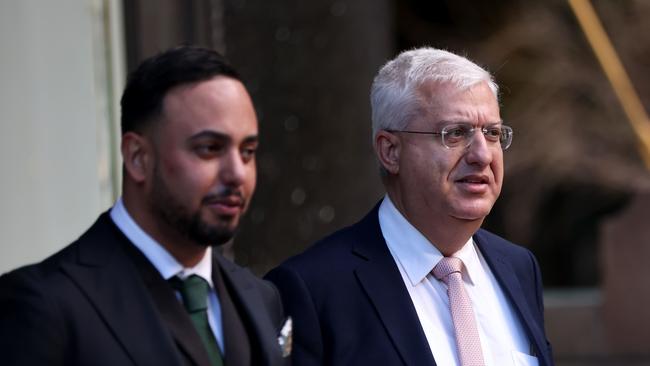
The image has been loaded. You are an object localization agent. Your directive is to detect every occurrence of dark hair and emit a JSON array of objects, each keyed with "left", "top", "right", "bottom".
[{"left": 120, "top": 45, "right": 241, "bottom": 134}]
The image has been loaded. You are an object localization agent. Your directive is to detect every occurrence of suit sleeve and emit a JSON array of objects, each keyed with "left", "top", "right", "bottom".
[
  {"left": 528, "top": 250, "right": 554, "bottom": 362},
  {"left": 0, "top": 270, "right": 65, "bottom": 365},
  {"left": 265, "top": 265, "right": 323, "bottom": 366}
]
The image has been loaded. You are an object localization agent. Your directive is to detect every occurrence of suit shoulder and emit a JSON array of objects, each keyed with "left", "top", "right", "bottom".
[
  {"left": 0, "top": 239, "right": 80, "bottom": 287},
  {"left": 1, "top": 213, "right": 116, "bottom": 281},
  {"left": 0, "top": 214, "right": 120, "bottom": 311},
  {"left": 0, "top": 249, "right": 74, "bottom": 358},
  {"left": 265, "top": 219, "right": 376, "bottom": 299}
]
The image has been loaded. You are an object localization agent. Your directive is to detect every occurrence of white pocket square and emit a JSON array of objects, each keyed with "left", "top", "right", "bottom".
[{"left": 277, "top": 316, "right": 292, "bottom": 357}]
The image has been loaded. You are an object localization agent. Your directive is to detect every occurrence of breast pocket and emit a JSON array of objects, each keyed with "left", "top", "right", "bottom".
[{"left": 511, "top": 350, "right": 539, "bottom": 366}]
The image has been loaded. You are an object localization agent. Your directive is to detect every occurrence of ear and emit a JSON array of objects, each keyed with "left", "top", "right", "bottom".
[
  {"left": 121, "top": 132, "right": 151, "bottom": 184},
  {"left": 375, "top": 130, "right": 401, "bottom": 175}
]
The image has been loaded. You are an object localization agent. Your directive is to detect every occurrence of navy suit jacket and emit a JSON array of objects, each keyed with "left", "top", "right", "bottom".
[
  {"left": 266, "top": 203, "right": 553, "bottom": 366},
  {"left": 0, "top": 212, "right": 286, "bottom": 366}
]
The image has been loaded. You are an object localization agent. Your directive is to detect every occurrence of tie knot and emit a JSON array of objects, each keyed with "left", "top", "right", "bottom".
[
  {"left": 432, "top": 257, "right": 464, "bottom": 283},
  {"left": 169, "top": 274, "right": 210, "bottom": 313}
]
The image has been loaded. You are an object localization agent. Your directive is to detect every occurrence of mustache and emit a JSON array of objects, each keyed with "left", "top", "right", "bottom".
[{"left": 202, "top": 187, "right": 245, "bottom": 204}]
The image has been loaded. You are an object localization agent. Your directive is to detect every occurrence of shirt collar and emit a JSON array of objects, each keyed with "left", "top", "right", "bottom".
[
  {"left": 453, "top": 236, "right": 481, "bottom": 286},
  {"left": 379, "top": 195, "right": 480, "bottom": 286},
  {"left": 110, "top": 197, "right": 213, "bottom": 287}
]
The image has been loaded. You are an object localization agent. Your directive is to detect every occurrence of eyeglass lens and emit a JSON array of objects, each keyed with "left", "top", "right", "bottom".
[{"left": 441, "top": 124, "right": 512, "bottom": 149}]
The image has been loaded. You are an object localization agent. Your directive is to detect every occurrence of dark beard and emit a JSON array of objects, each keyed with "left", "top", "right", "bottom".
[{"left": 150, "top": 165, "right": 238, "bottom": 246}]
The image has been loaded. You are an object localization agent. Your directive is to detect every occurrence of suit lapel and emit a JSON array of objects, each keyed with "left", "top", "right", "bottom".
[
  {"left": 61, "top": 213, "right": 212, "bottom": 366},
  {"left": 474, "top": 231, "right": 549, "bottom": 366},
  {"left": 60, "top": 213, "right": 186, "bottom": 366},
  {"left": 352, "top": 206, "right": 436, "bottom": 366},
  {"left": 212, "top": 257, "right": 251, "bottom": 366},
  {"left": 122, "top": 241, "right": 213, "bottom": 366},
  {"left": 214, "top": 254, "right": 282, "bottom": 366}
]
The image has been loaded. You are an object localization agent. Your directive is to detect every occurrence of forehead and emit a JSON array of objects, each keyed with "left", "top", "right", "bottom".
[
  {"left": 414, "top": 80, "right": 500, "bottom": 126},
  {"left": 158, "top": 76, "right": 258, "bottom": 137}
]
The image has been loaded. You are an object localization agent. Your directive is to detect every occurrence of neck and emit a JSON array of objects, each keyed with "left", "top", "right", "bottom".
[
  {"left": 122, "top": 191, "right": 208, "bottom": 268},
  {"left": 424, "top": 217, "right": 482, "bottom": 256},
  {"left": 385, "top": 191, "right": 482, "bottom": 256},
  {"left": 158, "top": 242, "right": 207, "bottom": 268}
]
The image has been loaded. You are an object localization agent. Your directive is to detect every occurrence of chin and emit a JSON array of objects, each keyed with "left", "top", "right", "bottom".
[
  {"left": 204, "top": 211, "right": 240, "bottom": 227},
  {"left": 451, "top": 206, "right": 492, "bottom": 221}
]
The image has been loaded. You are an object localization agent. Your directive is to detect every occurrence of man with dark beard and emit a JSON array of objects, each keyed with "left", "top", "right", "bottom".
[{"left": 0, "top": 46, "right": 289, "bottom": 366}]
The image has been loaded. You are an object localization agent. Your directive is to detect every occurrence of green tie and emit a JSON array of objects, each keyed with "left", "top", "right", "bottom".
[{"left": 170, "top": 275, "right": 224, "bottom": 366}]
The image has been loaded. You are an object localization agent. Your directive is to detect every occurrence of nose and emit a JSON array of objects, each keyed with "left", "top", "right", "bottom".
[
  {"left": 464, "top": 130, "right": 493, "bottom": 166},
  {"left": 221, "top": 149, "right": 247, "bottom": 187}
]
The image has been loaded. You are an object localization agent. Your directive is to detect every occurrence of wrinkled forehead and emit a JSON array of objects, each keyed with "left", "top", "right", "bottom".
[{"left": 411, "top": 80, "right": 501, "bottom": 126}]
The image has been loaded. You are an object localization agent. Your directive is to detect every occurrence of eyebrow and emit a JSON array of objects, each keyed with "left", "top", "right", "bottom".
[
  {"left": 188, "top": 130, "right": 259, "bottom": 144},
  {"left": 436, "top": 120, "right": 504, "bottom": 126}
]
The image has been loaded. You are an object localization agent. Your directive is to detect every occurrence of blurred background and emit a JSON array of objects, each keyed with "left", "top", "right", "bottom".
[{"left": 2, "top": 0, "right": 650, "bottom": 364}]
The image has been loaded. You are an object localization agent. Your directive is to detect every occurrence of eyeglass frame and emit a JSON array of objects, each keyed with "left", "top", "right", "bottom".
[{"left": 385, "top": 122, "right": 513, "bottom": 150}]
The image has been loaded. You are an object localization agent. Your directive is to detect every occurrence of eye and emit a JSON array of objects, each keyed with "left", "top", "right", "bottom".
[
  {"left": 240, "top": 145, "right": 257, "bottom": 162},
  {"left": 194, "top": 143, "right": 224, "bottom": 157},
  {"left": 483, "top": 126, "right": 502, "bottom": 141},
  {"left": 443, "top": 125, "right": 470, "bottom": 144}
]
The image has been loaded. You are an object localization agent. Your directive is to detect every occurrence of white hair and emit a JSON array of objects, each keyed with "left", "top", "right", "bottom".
[{"left": 370, "top": 47, "right": 499, "bottom": 140}]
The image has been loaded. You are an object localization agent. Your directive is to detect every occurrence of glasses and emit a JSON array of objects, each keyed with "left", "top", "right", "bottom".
[{"left": 387, "top": 123, "right": 513, "bottom": 150}]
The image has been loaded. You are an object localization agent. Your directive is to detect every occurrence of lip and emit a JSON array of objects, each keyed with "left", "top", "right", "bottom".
[
  {"left": 205, "top": 196, "right": 244, "bottom": 216},
  {"left": 455, "top": 174, "right": 490, "bottom": 193}
]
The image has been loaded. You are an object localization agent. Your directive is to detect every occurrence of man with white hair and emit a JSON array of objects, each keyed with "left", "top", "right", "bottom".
[{"left": 266, "top": 47, "right": 554, "bottom": 366}]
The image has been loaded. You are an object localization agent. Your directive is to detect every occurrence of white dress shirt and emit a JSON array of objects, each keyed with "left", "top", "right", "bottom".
[
  {"left": 110, "top": 198, "right": 225, "bottom": 354},
  {"left": 378, "top": 196, "right": 538, "bottom": 366}
]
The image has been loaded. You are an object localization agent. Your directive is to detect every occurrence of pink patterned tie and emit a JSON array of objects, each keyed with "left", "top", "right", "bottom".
[{"left": 433, "top": 257, "right": 485, "bottom": 366}]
